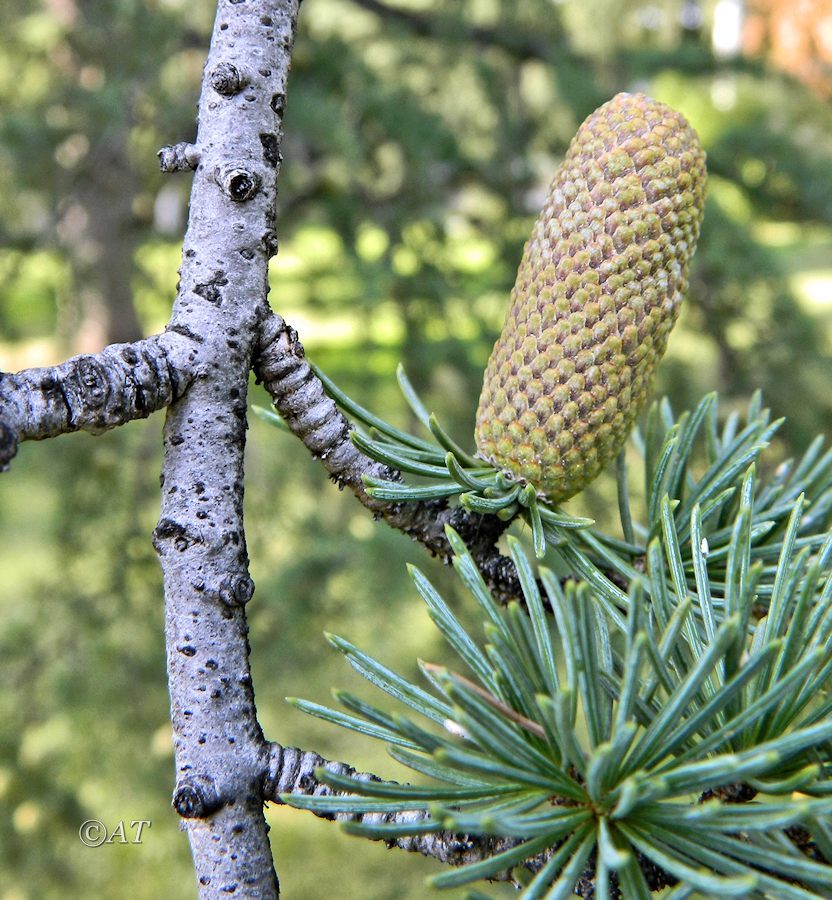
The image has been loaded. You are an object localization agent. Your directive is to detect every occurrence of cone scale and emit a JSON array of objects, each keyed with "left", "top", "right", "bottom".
[{"left": 475, "top": 93, "right": 707, "bottom": 503}]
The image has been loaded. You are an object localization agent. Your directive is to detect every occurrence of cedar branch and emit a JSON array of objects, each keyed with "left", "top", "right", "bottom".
[
  {"left": 253, "top": 311, "right": 530, "bottom": 604},
  {"left": 0, "top": 332, "right": 195, "bottom": 470}
]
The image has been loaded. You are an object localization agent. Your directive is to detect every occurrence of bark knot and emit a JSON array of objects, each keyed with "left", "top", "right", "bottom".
[
  {"left": 261, "top": 230, "right": 278, "bottom": 256},
  {"left": 210, "top": 62, "right": 249, "bottom": 96},
  {"left": 158, "top": 143, "right": 200, "bottom": 173},
  {"left": 173, "top": 774, "right": 222, "bottom": 819},
  {"left": 219, "top": 574, "right": 255, "bottom": 607},
  {"left": 76, "top": 357, "right": 109, "bottom": 408},
  {"left": 215, "top": 167, "right": 261, "bottom": 202}
]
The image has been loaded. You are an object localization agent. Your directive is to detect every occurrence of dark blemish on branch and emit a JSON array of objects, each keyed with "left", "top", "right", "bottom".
[
  {"left": 270, "top": 93, "right": 285, "bottom": 116},
  {"left": 194, "top": 272, "right": 229, "bottom": 305},
  {"left": 166, "top": 323, "right": 206, "bottom": 343},
  {"left": 259, "top": 133, "right": 279, "bottom": 168},
  {"left": 153, "top": 518, "right": 201, "bottom": 552}
]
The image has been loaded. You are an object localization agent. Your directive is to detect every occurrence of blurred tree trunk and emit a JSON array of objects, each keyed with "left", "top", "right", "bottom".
[{"left": 58, "top": 132, "right": 144, "bottom": 351}]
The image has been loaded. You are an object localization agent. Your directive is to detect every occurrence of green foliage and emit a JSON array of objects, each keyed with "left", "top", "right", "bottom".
[
  {"left": 2, "top": 1, "right": 832, "bottom": 896},
  {"left": 283, "top": 391, "right": 832, "bottom": 896},
  {"left": 289, "top": 363, "right": 594, "bottom": 560},
  {"left": 267, "top": 363, "right": 832, "bottom": 595}
]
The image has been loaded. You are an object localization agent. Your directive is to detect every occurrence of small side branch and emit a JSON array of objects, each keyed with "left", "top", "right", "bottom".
[
  {"left": 254, "top": 313, "right": 525, "bottom": 602},
  {"left": 263, "top": 743, "right": 541, "bottom": 878},
  {"left": 0, "top": 331, "right": 196, "bottom": 470},
  {"left": 158, "top": 142, "right": 201, "bottom": 173},
  {"left": 265, "top": 743, "right": 679, "bottom": 895}
]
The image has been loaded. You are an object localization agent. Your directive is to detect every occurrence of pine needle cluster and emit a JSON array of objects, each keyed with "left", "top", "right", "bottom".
[{"left": 262, "top": 381, "right": 832, "bottom": 897}]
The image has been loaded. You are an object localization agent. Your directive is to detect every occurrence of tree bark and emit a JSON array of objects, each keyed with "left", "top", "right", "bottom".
[
  {"left": 151, "top": 2, "right": 298, "bottom": 896},
  {"left": 263, "top": 742, "right": 552, "bottom": 877},
  {"left": 0, "top": 333, "right": 194, "bottom": 470}
]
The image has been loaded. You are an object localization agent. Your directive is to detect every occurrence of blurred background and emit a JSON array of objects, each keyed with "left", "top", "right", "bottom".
[{"left": 1, "top": 0, "right": 831, "bottom": 896}]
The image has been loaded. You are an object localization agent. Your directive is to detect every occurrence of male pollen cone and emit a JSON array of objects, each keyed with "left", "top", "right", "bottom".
[{"left": 475, "top": 92, "right": 706, "bottom": 503}]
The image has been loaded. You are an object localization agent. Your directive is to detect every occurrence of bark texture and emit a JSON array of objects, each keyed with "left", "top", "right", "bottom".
[
  {"left": 152, "top": 2, "right": 298, "bottom": 896},
  {"left": 0, "top": 332, "right": 194, "bottom": 470},
  {"left": 263, "top": 743, "right": 550, "bottom": 878},
  {"left": 254, "top": 312, "right": 528, "bottom": 604}
]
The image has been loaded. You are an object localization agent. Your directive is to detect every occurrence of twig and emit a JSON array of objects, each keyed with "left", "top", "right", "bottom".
[
  {"left": 422, "top": 663, "right": 547, "bottom": 739},
  {"left": 0, "top": 332, "right": 195, "bottom": 471},
  {"left": 264, "top": 742, "right": 678, "bottom": 894},
  {"left": 263, "top": 742, "right": 549, "bottom": 880},
  {"left": 253, "top": 312, "right": 532, "bottom": 604}
]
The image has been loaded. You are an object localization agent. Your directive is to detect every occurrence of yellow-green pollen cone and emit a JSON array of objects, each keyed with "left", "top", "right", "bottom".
[{"left": 475, "top": 92, "right": 707, "bottom": 503}]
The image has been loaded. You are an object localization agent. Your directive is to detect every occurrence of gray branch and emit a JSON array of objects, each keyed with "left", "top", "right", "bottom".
[
  {"left": 254, "top": 312, "right": 528, "bottom": 604},
  {"left": 159, "top": 142, "right": 202, "bottom": 173},
  {"left": 265, "top": 743, "right": 679, "bottom": 896},
  {"left": 0, "top": 332, "right": 196, "bottom": 470},
  {"left": 263, "top": 743, "right": 547, "bottom": 881},
  {"left": 153, "top": 2, "right": 298, "bottom": 897}
]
